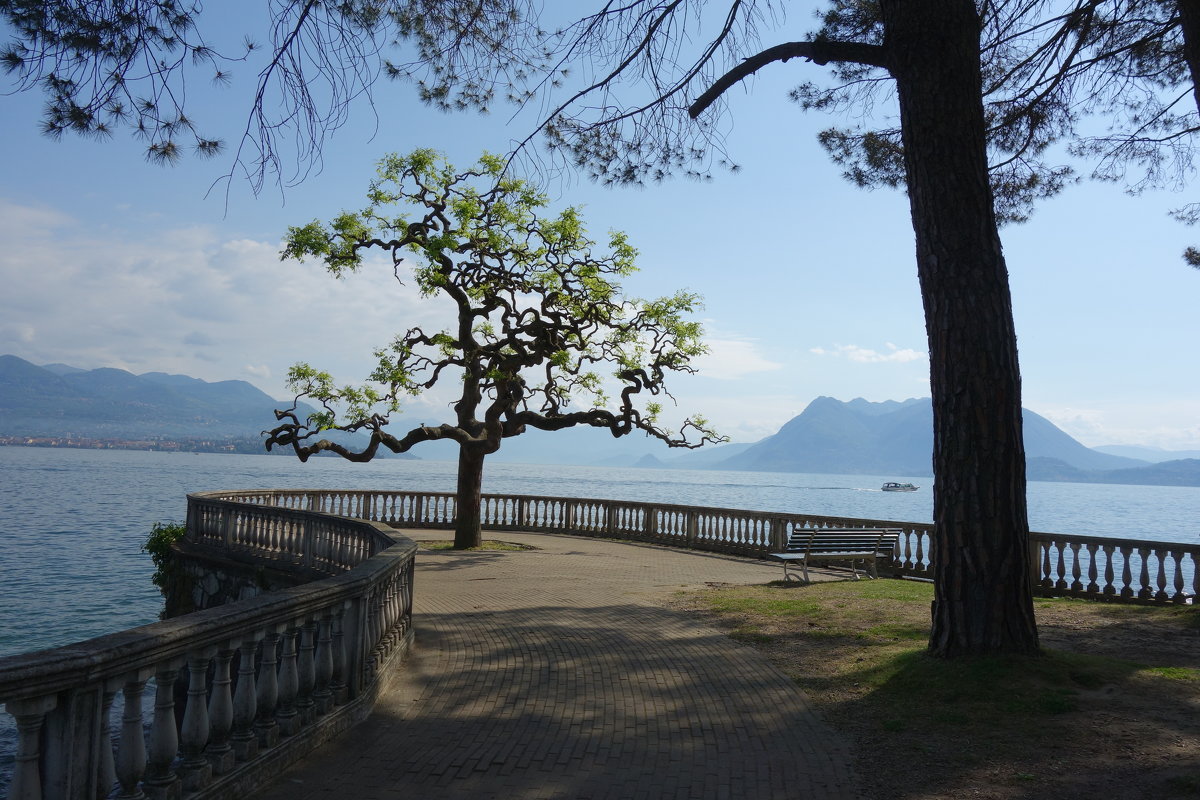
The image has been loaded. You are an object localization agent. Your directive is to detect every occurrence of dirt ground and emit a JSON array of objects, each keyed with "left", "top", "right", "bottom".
[{"left": 668, "top": 584, "right": 1200, "bottom": 800}]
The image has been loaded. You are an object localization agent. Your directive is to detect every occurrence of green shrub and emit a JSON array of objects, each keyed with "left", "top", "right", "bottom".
[{"left": 142, "top": 521, "right": 187, "bottom": 591}]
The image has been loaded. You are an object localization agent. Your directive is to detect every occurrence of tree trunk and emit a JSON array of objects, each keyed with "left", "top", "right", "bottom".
[
  {"left": 1179, "top": 0, "right": 1200, "bottom": 114},
  {"left": 882, "top": 0, "right": 1040, "bottom": 657},
  {"left": 454, "top": 445, "right": 486, "bottom": 549}
]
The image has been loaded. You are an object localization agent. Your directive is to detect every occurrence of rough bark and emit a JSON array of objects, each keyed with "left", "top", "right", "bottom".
[
  {"left": 1179, "top": 0, "right": 1200, "bottom": 113},
  {"left": 454, "top": 445, "right": 487, "bottom": 549},
  {"left": 882, "top": 0, "right": 1040, "bottom": 657}
]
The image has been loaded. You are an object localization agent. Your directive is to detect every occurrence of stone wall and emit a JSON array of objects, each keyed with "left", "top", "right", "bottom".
[{"left": 162, "top": 543, "right": 329, "bottom": 618}]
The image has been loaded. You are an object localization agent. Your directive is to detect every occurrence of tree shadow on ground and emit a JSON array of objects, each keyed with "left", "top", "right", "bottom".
[{"left": 254, "top": 601, "right": 856, "bottom": 800}]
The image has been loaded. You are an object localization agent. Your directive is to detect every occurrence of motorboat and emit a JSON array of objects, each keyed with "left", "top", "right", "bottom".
[{"left": 881, "top": 482, "right": 919, "bottom": 492}]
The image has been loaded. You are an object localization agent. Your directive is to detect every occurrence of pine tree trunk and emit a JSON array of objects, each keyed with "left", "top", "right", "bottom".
[
  {"left": 1179, "top": 0, "right": 1200, "bottom": 114},
  {"left": 454, "top": 445, "right": 486, "bottom": 549},
  {"left": 882, "top": 0, "right": 1040, "bottom": 657}
]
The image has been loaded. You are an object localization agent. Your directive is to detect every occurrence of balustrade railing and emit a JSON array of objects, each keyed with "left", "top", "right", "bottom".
[
  {"left": 217, "top": 488, "right": 1199, "bottom": 604},
  {"left": 1030, "top": 532, "right": 1199, "bottom": 603},
  {"left": 5, "top": 486, "right": 1194, "bottom": 799},
  {"left": 0, "top": 492, "right": 415, "bottom": 800}
]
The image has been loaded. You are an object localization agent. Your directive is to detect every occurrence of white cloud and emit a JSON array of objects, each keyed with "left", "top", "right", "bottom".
[
  {"left": 0, "top": 322, "right": 36, "bottom": 344},
  {"left": 810, "top": 342, "right": 925, "bottom": 364},
  {"left": 0, "top": 197, "right": 442, "bottom": 400},
  {"left": 692, "top": 336, "right": 783, "bottom": 380},
  {"left": 659, "top": 394, "right": 804, "bottom": 443},
  {"left": 1035, "top": 404, "right": 1200, "bottom": 450},
  {"left": 183, "top": 331, "right": 216, "bottom": 346},
  {"left": 243, "top": 364, "right": 272, "bottom": 381}
]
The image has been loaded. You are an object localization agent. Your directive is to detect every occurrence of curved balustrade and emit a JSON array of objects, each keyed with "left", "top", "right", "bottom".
[
  {"left": 4, "top": 487, "right": 1195, "bottom": 800},
  {"left": 0, "top": 492, "right": 416, "bottom": 800},
  {"left": 217, "top": 488, "right": 1199, "bottom": 603}
]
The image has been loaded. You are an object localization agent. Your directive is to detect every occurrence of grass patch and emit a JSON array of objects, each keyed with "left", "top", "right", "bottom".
[
  {"left": 420, "top": 540, "right": 538, "bottom": 552},
  {"left": 677, "top": 578, "right": 1200, "bottom": 800},
  {"left": 1146, "top": 665, "right": 1200, "bottom": 681}
]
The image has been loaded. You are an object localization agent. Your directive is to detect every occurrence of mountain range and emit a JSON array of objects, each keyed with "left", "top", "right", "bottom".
[
  {"left": 0, "top": 355, "right": 290, "bottom": 440},
  {"left": 707, "top": 396, "right": 1154, "bottom": 477},
  {"left": 2, "top": 355, "right": 1197, "bottom": 486},
  {"left": 681, "top": 396, "right": 1200, "bottom": 486}
]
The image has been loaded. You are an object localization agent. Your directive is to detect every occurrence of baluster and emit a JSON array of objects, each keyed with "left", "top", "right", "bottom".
[
  {"left": 1120, "top": 545, "right": 1135, "bottom": 599},
  {"left": 6, "top": 695, "right": 56, "bottom": 800},
  {"left": 1137, "top": 547, "right": 1153, "bottom": 600},
  {"left": 1085, "top": 543, "right": 1100, "bottom": 594},
  {"left": 296, "top": 621, "right": 317, "bottom": 724},
  {"left": 330, "top": 605, "right": 349, "bottom": 704},
  {"left": 178, "top": 649, "right": 215, "bottom": 791},
  {"left": 369, "top": 585, "right": 384, "bottom": 662},
  {"left": 255, "top": 631, "right": 281, "bottom": 748},
  {"left": 1102, "top": 544, "right": 1116, "bottom": 597},
  {"left": 368, "top": 587, "right": 385, "bottom": 656},
  {"left": 313, "top": 612, "right": 335, "bottom": 714},
  {"left": 114, "top": 675, "right": 149, "bottom": 799},
  {"left": 276, "top": 628, "right": 301, "bottom": 735},
  {"left": 230, "top": 637, "right": 260, "bottom": 761},
  {"left": 385, "top": 576, "right": 400, "bottom": 644},
  {"left": 404, "top": 560, "right": 416, "bottom": 627},
  {"left": 142, "top": 663, "right": 181, "bottom": 800},
  {"left": 1054, "top": 542, "right": 1068, "bottom": 590},
  {"left": 1192, "top": 553, "right": 1200, "bottom": 602},
  {"left": 205, "top": 646, "right": 236, "bottom": 774},
  {"left": 893, "top": 530, "right": 908, "bottom": 571},
  {"left": 1155, "top": 551, "right": 1170, "bottom": 603},
  {"left": 98, "top": 685, "right": 119, "bottom": 797},
  {"left": 1172, "top": 550, "right": 1186, "bottom": 604}
]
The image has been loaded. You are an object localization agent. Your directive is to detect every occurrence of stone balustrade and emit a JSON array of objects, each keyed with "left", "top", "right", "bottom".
[
  {"left": 223, "top": 488, "right": 1199, "bottom": 604},
  {"left": 3, "top": 486, "right": 1195, "bottom": 800},
  {"left": 1030, "top": 531, "right": 1200, "bottom": 603},
  {"left": 0, "top": 493, "right": 415, "bottom": 800}
]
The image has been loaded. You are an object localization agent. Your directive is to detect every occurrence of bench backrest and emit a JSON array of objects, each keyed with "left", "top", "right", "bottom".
[{"left": 782, "top": 528, "right": 901, "bottom": 556}]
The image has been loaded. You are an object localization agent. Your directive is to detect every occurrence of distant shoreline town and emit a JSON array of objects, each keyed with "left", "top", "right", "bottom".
[{"left": 0, "top": 436, "right": 270, "bottom": 454}]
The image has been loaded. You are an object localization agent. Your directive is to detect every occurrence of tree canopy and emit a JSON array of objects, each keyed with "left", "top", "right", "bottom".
[
  {"left": 5, "top": 2, "right": 1194, "bottom": 220},
  {"left": 266, "top": 149, "right": 722, "bottom": 547}
]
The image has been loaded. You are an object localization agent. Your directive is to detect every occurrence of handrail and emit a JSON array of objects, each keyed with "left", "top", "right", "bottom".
[{"left": 0, "top": 492, "right": 416, "bottom": 800}]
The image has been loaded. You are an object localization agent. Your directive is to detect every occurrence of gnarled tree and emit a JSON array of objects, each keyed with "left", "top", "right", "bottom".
[{"left": 265, "top": 149, "right": 722, "bottom": 548}]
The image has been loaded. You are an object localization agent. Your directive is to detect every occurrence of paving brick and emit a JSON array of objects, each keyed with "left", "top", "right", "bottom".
[{"left": 251, "top": 531, "right": 861, "bottom": 799}]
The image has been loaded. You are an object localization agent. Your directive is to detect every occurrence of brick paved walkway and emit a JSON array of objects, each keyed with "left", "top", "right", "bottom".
[{"left": 252, "top": 532, "right": 860, "bottom": 800}]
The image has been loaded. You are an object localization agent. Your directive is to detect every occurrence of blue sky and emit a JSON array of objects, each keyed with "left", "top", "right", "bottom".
[{"left": 1, "top": 10, "right": 1197, "bottom": 450}]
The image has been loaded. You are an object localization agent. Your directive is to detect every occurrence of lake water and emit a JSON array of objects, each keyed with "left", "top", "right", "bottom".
[
  {"left": 2, "top": 445, "right": 1199, "bottom": 658},
  {"left": 1, "top": 445, "right": 1199, "bottom": 788}
]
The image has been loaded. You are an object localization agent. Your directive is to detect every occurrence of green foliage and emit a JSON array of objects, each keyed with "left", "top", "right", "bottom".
[
  {"left": 267, "top": 149, "right": 726, "bottom": 463},
  {"left": 142, "top": 521, "right": 187, "bottom": 591}
]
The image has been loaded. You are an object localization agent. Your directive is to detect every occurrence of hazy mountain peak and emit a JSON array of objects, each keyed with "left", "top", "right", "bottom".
[{"left": 41, "top": 362, "right": 87, "bottom": 376}]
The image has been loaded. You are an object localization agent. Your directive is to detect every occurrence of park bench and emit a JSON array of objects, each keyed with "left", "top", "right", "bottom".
[{"left": 769, "top": 527, "right": 902, "bottom": 583}]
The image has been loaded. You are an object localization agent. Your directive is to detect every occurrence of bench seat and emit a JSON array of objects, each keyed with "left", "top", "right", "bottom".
[{"left": 768, "top": 528, "right": 901, "bottom": 583}]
